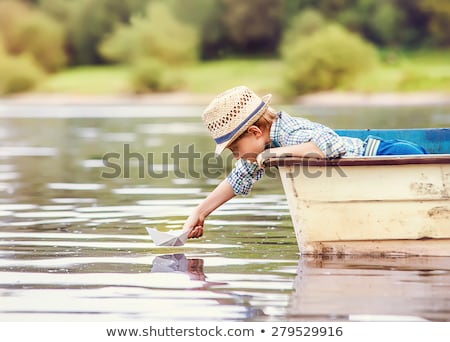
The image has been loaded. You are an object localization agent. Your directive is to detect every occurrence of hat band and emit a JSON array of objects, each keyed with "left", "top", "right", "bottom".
[{"left": 214, "top": 101, "right": 266, "bottom": 144}]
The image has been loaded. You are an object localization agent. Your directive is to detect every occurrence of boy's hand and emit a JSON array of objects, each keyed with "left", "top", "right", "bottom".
[
  {"left": 182, "top": 178, "right": 236, "bottom": 240},
  {"left": 256, "top": 150, "right": 271, "bottom": 168},
  {"left": 183, "top": 213, "right": 205, "bottom": 239},
  {"left": 188, "top": 225, "right": 204, "bottom": 239}
]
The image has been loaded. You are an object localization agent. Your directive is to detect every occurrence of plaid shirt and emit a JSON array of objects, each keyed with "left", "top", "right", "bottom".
[{"left": 227, "top": 111, "right": 364, "bottom": 195}]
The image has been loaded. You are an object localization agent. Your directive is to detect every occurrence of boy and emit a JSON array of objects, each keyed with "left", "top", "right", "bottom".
[{"left": 183, "top": 86, "right": 427, "bottom": 239}]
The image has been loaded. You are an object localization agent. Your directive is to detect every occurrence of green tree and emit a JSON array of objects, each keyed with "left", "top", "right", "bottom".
[
  {"left": 0, "top": 0, "right": 67, "bottom": 72},
  {"left": 282, "top": 24, "right": 379, "bottom": 94},
  {"left": 0, "top": 0, "right": 31, "bottom": 53},
  {"left": 169, "top": 0, "right": 284, "bottom": 58},
  {"left": 282, "top": 8, "right": 326, "bottom": 47},
  {"left": 13, "top": 10, "right": 67, "bottom": 71},
  {"left": 67, "top": 0, "right": 148, "bottom": 65},
  {"left": 99, "top": 2, "right": 198, "bottom": 65},
  {"left": 418, "top": 0, "right": 450, "bottom": 47},
  {"left": 167, "top": 0, "right": 227, "bottom": 59},
  {"left": 37, "top": 0, "right": 75, "bottom": 21},
  {"left": 0, "top": 38, "right": 45, "bottom": 94},
  {"left": 221, "top": 0, "right": 283, "bottom": 55},
  {"left": 283, "top": 0, "right": 448, "bottom": 48},
  {"left": 130, "top": 58, "right": 182, "bottom": 93},
  {"left": 99, "top": 2, "right": 196, "bottom": 93}
]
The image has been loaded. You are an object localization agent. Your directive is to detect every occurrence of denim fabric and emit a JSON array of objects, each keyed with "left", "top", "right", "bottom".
[{"left": 376, "top": 138, "right": 428, "bottom": 155}]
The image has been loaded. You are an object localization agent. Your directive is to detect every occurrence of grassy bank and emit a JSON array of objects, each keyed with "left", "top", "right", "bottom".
[
  {"left": 38, "top": 65, "right": 131, "bottom": 95},
  {"left": 343, "top": 50, "right": 450, "bottom": 93},
  {"left": 38, "top": 59, "right": 285, "bottom": 96},
  {"left": 38, "top": 50, "right": 450, "bottom": 96}
]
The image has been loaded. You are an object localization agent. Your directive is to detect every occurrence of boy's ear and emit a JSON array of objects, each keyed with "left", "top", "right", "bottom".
[{"left": 247, "top": 125, "right": 262, "bottom": 136}]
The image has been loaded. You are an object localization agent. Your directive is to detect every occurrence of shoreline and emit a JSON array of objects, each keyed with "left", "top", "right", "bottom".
[{"left": 1, "top": 90, "right": 450, "bottom": 107}]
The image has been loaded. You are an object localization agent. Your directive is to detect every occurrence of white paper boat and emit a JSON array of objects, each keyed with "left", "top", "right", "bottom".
[{"left": 146, "top": 227, "right": 189, "bottom": 246}]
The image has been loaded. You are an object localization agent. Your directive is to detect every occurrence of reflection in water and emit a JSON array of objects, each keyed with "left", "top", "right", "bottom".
[
  {"left": 1, "top": 105, "right": 450, "bottom": 321},
  {"left": 289, "top": 256, "right": 450, "bottom": 321},
  {"left": 151, "top": 254, "right": 267, "bottom": 319},
  {"left": 153, "top": 254, "right": 198, "bottom": 274}
]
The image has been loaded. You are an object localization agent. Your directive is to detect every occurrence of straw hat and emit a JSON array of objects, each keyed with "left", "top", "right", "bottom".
[{"left": 202, "top": 86, "right": 272, "bottom": 155}]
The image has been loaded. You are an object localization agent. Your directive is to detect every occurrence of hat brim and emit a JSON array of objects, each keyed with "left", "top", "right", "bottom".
[{"left": 214, "top": 93, "right": 272, "bottom": 156}]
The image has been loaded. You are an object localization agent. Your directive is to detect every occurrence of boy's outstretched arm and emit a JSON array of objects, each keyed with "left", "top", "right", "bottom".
[{"left": 183, "top": 178, "right": 235, "bottom": 239}]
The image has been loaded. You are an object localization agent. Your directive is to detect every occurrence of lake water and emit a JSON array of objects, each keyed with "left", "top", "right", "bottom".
[{"left": 0, "top": 102, "right": 449, "bottom": 322}]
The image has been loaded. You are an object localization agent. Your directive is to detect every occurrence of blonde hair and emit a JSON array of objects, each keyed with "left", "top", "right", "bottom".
[
  {"left": 232, "top": 107, "right": 277, "bottom": 143},
  {"left": 254, "top": 107, "right": 277, "bottom": 131}
]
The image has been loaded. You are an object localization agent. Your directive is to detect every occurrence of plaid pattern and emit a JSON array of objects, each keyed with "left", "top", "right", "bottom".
[
  {"left": 227, "top": 111, "right": 365, "bottom": 195},
  {"left": 226, "top": 159, "right": 265, "bottom": 196},
  {"left": 270, "top": 112, "right": 364, "bottom": 158}
]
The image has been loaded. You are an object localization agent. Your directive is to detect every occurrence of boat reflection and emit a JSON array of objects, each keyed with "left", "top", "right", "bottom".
[{"left": 288, "top": 256, "right": 450, "bottom": 321}]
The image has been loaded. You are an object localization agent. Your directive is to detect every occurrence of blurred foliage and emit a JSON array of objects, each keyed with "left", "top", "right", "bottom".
[
  {"left": 12, "top": 11, "right": 67, "bottom": 72},
  {"left": 220, "top": 0, "right": 283, "bottom": 55},
  {"left": 0, "top": 0, "right": 67, "bottom": 71},
  {"left": 0, "top": 0, "right": 449, "bottom": 95},
  {"left": 167, "top": 0, "right": 224, "bottom": 59},
  {"left": 40, "top": 53, "right": 450, "bottom": 97},
  {"left": 130, "top": 58, "right": 182, "bottom": 93},
  {"left": 63, "top": 0, "right": 147, "bottom": 64},
  {"left": 282, "top": 24, "right": 379, "bottom": 94},
  {"left": 99, "top": 1, "right": 196, "bottom": 93},
  {"left": 0, "top": 39, "right": 45, "bottom": 94},
  {"left": 281, "top": 9, "right": 326, "bottom": 47},
  {"left": 2, "top": 0, "right": 448, "bottom": 63},
  {"left": 418, "top": 0, "right": 450, "bottom": 46},
  {"left": 99, "top": 2, "right": 198, "bottom": 65},
  {"left": 38, "top": 0, "right": 74, "bottom": 21},
  {"left": 288, "top": 0, "right": 450, "bottom": 48},
  {"left": 168, "top": 0, "right": 283, "bottom": 59}
]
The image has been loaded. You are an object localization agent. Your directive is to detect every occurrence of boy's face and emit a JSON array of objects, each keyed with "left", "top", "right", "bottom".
[{"left": 228, "top": 126, "right": 267, "bottom": 162}]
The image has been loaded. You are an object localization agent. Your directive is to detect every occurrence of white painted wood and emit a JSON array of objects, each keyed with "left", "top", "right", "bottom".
[
  {"left": 303, "top": 239, "right": 450, "bottom": 256},
  {"left": 282, "top": 163, "right": 450, "bottom": 201},
  {"left": 278, "top": 162, "right": 450, "bottom": 256}
]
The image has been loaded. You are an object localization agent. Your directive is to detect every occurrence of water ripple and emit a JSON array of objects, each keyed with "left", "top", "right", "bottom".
[
  {"left": 0, "top": 147, "right": 57, "bottom": 157},
  {"left": 48, "top": 183, "right": 105, "bottom": 191},
  {"left": 2, "top": 111, "right": 449, "bottom": 322}
]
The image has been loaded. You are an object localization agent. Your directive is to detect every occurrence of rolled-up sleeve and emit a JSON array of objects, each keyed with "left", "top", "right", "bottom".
[{"left": 227, "top": 159, "right": 265, "bottom": 196}]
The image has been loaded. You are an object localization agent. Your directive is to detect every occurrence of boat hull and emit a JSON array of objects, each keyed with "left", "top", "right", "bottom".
[{"left": 273, "top": 156, "right": 450, "bottom": 256}]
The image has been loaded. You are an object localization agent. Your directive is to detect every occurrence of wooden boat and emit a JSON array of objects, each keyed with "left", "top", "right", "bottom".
[{"left": 265, "top": 128, "right": 450, "bottom": 256}]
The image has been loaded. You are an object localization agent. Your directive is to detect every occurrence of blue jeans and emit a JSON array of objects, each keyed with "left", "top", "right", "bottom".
[
  {"left": 377, "top": 139, "right": 428, "bottom": 155},
  {"left": 364, "top": 136, "right": 428, "bottom": 156}
]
